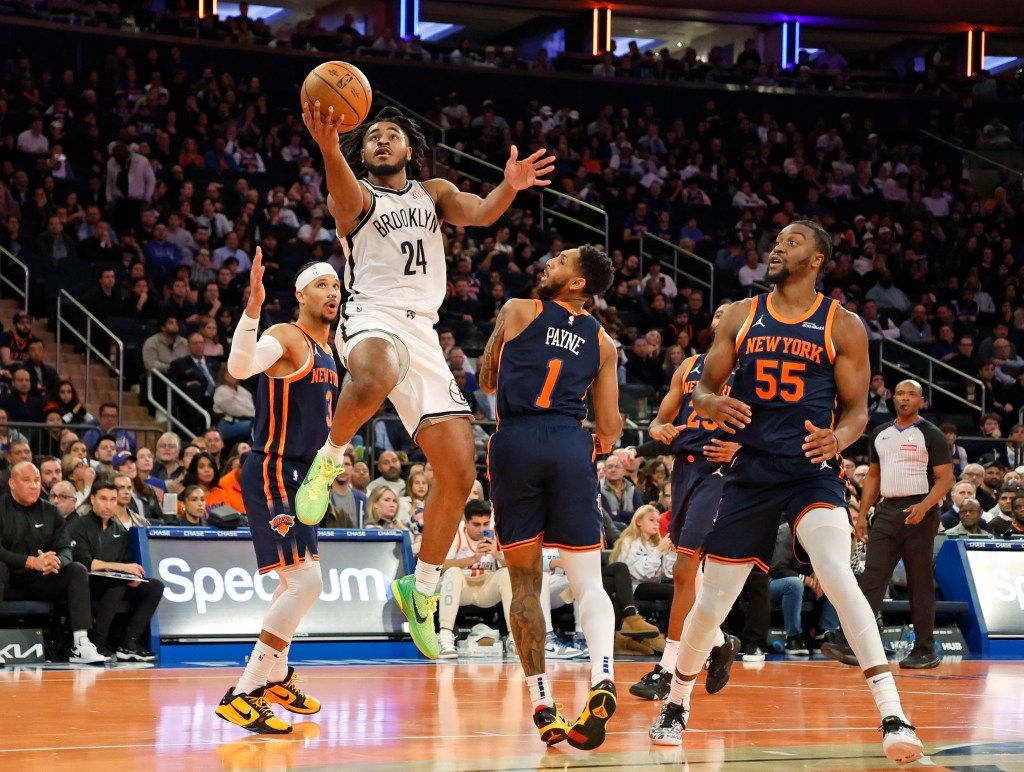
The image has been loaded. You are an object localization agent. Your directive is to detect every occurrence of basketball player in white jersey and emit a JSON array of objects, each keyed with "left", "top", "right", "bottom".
[{"left": 295, "top": 102, "right": 555, "bottom": 658}]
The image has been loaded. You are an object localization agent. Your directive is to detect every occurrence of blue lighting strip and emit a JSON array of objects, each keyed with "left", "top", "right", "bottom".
[
  {"left": 795, "top": 21, "right": 801, "bottom": 61},
  {"left": 781, "top": 22, "right": 788, "bottom": 69},
  {"left": 413, "top": 0, "right": 419, "bottom": 36},
  {"left": 399, "top": 0, "right": 407, "bottom": 38}
]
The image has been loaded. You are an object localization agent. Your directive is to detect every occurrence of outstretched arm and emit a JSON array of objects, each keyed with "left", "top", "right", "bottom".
[
  {"left": 302, "top": 101, "right": 372, "bottom": 231},
  {"left": 591, "top": 333, "right": 624, "bottom": 453},
  {"left": 425, "top": 146, "right": 554, "bottom": 227}
]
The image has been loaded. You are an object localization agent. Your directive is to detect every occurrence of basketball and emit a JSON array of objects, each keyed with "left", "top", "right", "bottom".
[{"left": 301, "top": 61, "right": 373, "bottom": 134}]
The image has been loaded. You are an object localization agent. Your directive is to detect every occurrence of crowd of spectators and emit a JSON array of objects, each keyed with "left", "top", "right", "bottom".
[{"left": 0, "top": 9, "right": 1022, "bottom": 661}]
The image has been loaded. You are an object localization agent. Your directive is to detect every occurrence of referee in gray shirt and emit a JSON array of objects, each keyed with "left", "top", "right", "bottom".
[{"left": 823, "top": 379, "right": 954, "bottom": 669}]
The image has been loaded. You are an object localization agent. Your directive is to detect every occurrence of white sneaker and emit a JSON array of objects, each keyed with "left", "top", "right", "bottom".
[
  {"left": 649, "top": 701, "right": 688, "bottom": 746},
  {"left": 0, "top": 651, "right": 5, "bottom": 668},
  {"left": 544, "top": 632, "right": 585, "bottom": 660},
  {"left": 881, "top": 716, "right": 924, "bottom": 766},
  {"left": 504, "top": 634, "right": 518, "bottom": 659},
  {"left": 438, "top": 628, "right": 458, "bottom": 659},
  {"left": 70, "top": 639, "right": 110, "bottom": 665}
]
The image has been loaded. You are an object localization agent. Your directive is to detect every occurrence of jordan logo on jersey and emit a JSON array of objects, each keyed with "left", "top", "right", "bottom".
[
  {"left": 752, "top": 314, "right": 766, "bottom": 328},
  {"left": 270, "top": 514, "right": 295, "bottom": 536}
]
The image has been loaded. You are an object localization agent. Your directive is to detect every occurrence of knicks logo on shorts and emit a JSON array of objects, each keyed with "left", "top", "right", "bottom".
[{"left": 270, "top": 514, "right": 295, "bottom": 536}]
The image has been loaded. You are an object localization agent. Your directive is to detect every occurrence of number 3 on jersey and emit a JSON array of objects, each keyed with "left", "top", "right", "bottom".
[
  {"left": 402, "top": 240, "right": 427, "bottom": 275},
  {"left": 534, "top": 358, "right": 563, "bottom": 409}
]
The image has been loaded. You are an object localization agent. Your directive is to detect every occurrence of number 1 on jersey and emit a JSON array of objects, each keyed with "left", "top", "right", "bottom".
[{"left": 535, "top": 358, "right": 563, "bottom": 409}]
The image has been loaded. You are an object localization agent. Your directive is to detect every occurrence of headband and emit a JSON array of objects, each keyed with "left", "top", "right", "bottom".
[{"left": 294, "top": 262, "right": 340, "bottom": 291}]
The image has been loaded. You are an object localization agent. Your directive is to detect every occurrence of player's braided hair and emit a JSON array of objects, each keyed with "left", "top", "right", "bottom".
[
  {"left": 577, "top": 243, "right": 614, "bottom": 297},
  {"left": 340, "top": 106, "right": 428, "bottom": 179},
  {"left": 790, "top": 219, "right": 833, "bottom": 274}
]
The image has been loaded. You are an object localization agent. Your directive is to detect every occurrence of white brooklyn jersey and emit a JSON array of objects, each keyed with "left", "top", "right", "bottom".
[{"left": 338, "top": 179, "right": 446, "bottom": 322}]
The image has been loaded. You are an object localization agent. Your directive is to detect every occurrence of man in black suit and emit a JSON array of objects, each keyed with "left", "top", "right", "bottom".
[
  {"left": 17, "top": 340, "right": 60, "bottom": 397},
  {"left": 168, "top": 332, "right": 220, "bottom": 435}
]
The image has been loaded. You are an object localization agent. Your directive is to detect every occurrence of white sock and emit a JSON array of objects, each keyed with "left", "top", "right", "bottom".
[
  {"left": 268, "top": 644, "right": 290, "bottom": 683},
  {"left": 235, "top": 640, "right": 284, "bottom": 695},
  {"left": 73, "top": 630, "right": 89, "bottom": 648},
  {"left": 867, "top": 671, "right": 907, "bottom": 722},
  {"left": 658, "top": 639, "right": 680, "bottom": 672},
  {"left": 526, "top": 673, "right": 553, "bottom": 710},
  {"left": 558, "top": 550, "right": 616, "bottom": 686},
  {"left": 321, "top": 438, "right": 346, "bottom": 465},
  {"left": 667, "top": 672, "right": 696, "bottom": 710},
  {"left": 414, "top": 560, "right": 443, "bottom": 596}
]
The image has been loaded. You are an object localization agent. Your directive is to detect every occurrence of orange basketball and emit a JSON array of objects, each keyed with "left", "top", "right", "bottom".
[{"left": 301, "top": 61, "right": 373, "bottom": 134}]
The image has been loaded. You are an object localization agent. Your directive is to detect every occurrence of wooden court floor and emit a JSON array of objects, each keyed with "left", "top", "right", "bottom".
[{"left": 1, "top": 658, "right": 1022, "bottom": 771}]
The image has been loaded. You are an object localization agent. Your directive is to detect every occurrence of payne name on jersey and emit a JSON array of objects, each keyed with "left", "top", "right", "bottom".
[
  {"left": 371, "top": 206, "right": 439, "bottom": 239},
  {"left": 545, "top": 327, "right": 585, "bottom": 355}
]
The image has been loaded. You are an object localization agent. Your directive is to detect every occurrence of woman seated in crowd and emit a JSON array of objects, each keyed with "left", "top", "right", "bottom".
[
  {"left": 610, "top": 505, "right": 675, "bottom": 631},
  {"left": 45, "top": 380, "right": 95, "bottom": 425},
  {"left": 178, "top": 485, "right": 208, "bottom": 526},
  {"left": 183, "top": 451, "right": 219, "bottom": 494},
  {"left": 62, "top": 453, "right": 95, "bottom": 506}
]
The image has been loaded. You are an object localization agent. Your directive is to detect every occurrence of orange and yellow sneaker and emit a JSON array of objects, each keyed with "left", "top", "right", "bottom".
[
  {"left": 567, "top": 680, "right": 617, "bottom": 750},
  {"left": 215, "top": 686, "right": 293, "bottom": 735},
  {"left": 533, "top": 703, "right": 571, "bottom": 746},
  {"left": 265, "top": 667, "right": 321, "bottom": 714}
]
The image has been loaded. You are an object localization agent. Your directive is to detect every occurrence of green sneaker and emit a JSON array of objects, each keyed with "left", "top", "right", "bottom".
[
  {"left": 391, "top": 574, "right": 439, "bottom": 659},
  {"left": 294, "top": 451, "right": 344, "bottom": 526}
]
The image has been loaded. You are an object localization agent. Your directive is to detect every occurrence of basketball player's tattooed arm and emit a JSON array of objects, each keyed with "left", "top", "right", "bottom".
[
  {"left": 478, "top": 300, "right": 533, "bottom": 394},
  {"left": 425, "top": 146, "right": 555, "bottom": 227},
  {"left": 803, "top": 306, "right": 870, "bottom": 463},
  {"left": 694, "top": 300, "right": 753, "bottom": 433},
  {"left": 592, "top": 332, "right": 623, "bottom": 454},
  {"left": 301, "top": 101, "right": 371, "bottom": 232},
  {"left": 505, "top": 550, "right": 547, "bottom": 676}
]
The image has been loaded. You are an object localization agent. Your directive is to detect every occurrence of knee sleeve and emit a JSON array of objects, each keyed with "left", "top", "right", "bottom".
[
  {"left": 262, "top": 558, "right": 323, "bottom": 641},
  {"left": 677, "top": 560, "right": 750, "bottom": 675},
  {"left": 796, "top": 508, "right": 887, "bottom": 671}
]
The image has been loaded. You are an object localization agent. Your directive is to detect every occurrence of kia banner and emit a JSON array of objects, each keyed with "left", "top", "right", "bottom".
[{"left": 137, "top": 528, "right": 414, "bottom": 640}]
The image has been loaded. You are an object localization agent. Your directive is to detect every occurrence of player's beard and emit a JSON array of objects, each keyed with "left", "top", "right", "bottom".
[
  {"left": 766, "top": 254, "right": 810, "bottom": 284},
  {"left": 537, "top": 274, "right": 569, "bottom": 300},
  {"left": 365, "top": 154, "right": 408, "bottom": 177}
]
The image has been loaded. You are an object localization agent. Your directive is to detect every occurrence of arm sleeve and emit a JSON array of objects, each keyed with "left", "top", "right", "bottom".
[
  {"left": 923, "top": 423, "right": 953, "bottom": 466},
  {"left": 633, "top": 439, "right": 672, "bottom": 458},
  {"left": 227, "top": 313, "right": 285, "bottom": 379}
]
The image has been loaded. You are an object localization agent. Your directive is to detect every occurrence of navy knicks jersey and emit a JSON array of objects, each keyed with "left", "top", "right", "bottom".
[
  {"left": 497, "top": 300, "right": 602, "bottom": 421},
  {"left": 252, "top": 324, "right": 339, "bottom": 465},
  {"left": 730, "top": 293, "right": 839, "bottom": 455},
  {"left": 671, "top": 354, "right": 734, "bottom": 456}
]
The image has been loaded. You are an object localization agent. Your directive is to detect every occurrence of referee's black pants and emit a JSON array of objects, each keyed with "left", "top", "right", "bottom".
[
  {"left": 0, "top": 561, "right": 93, "bottom": 633},
  {"left": 857, "top": 495, "right": 939, "bottom": 654}
]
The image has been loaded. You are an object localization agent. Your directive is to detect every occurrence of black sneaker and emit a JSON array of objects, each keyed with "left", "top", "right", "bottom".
[
  {"left": 784, "top": 635, "right": 809, "bottom": 656},
  {"left": 629, "top": 665, "right": 671, "bottom": 701},
  {"left": 95, "top": 642, "right": 117, "bottom": 660},
  {"left": 532, "top": 704, "right": 570, "bottom": 746},
  {"left": 116, "top": 639, "right": 157, "bottom": 662},
  {"left": 741, "top": 642, "right": 765, "bottom": 662},
  {"left": 899, "top": 649, "right": 940, "bottom": 669},
  {"left": 820, "top": 640, "right": 860, "bottom": 667},
  {"left": 567, "top": 680, "right": 617, "bottom": 750},
  {"left": 706, "top": 634, "right": 739, "bottom": 694}
]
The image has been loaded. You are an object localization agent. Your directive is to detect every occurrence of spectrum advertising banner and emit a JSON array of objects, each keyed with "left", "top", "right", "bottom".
[
  {"left": 138, "top": 528, "right": 412, "bottom": 640},
  {"left": 964, "top": 547, "right": 1024, "bottom": 636}
]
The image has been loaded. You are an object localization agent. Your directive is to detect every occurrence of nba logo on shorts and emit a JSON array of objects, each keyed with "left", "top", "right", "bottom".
[{"left": 271, "top": 514, "right": 295, "bottom": 536}]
